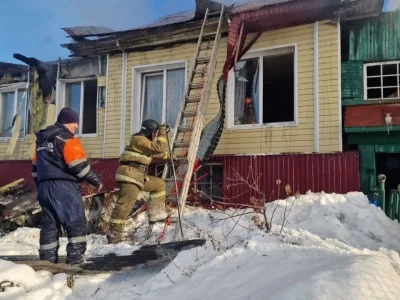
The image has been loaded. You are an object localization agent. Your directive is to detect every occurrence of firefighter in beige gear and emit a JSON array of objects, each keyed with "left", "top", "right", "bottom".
[{"left": 107, "top": 119, "right": 172, "bottom": 244}]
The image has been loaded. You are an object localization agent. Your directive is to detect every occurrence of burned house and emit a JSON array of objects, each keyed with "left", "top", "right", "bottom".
[{"left": 0, "top": 0, "right": 385, "bottom": 205}]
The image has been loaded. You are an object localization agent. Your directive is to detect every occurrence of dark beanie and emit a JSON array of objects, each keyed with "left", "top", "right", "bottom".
[{"left": 57, "top": 108, "right": 79, "bottom": 124}]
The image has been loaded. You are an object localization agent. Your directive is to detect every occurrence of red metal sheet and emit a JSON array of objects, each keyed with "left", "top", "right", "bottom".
[
  {"left": 344, "top": 104, "right": 400, "bottom": 127},
  {"left": 217, "top": 152, "right": 360, "bottom": 205},
  {"left": 0, "top": 153, "right": 360, "bottom": 203},
  {"left": 0, "top": 159, "right": 119, "bottom": 196}
]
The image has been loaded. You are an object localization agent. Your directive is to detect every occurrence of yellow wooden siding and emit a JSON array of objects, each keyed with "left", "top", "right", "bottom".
[
  {"left": 0, "top": 134, "right": 36, "bottom": 160},
  {"left": 105, "top": 22, "right": 340, "bottom": 157},
  {"left": 318, "top": 21, "right": 340, "bottom": 152},
  {"left": 80, "top": 107, "right": 105, "bottom": 159},
  {"left": 104, "top": 54, "right": 124, "bottom": 158}
]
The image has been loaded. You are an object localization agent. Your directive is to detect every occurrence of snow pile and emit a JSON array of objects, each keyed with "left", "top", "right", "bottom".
[
  {"left": 0, "top": 192, "right": 400, "bottom": 300},
  {"left": 0, "top": 260, "right": 71, "bottom": 299}
]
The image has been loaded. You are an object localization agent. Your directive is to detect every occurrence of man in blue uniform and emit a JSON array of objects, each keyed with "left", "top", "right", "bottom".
[{"left": 31, "top": 108, "right": 103, "bottom": 265}]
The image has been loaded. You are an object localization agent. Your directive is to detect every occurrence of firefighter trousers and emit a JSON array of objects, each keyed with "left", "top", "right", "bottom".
[
  {"left": 108, "top": 175, "right": 167, "bottom": 243},
  {"left": 37, "top": 180, "right": 87, "bottom": 265}
]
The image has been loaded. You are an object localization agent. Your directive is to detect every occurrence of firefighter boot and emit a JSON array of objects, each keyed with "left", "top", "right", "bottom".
[{"left": 145, "top": 175, "right": 169, "bottom": 223}]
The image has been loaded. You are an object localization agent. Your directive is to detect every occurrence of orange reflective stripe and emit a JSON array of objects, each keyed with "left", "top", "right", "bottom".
[
  {"left": 32, "top": 145, "right": 37, "bottom": 161},
  {"left": 63, "top": 138, "right": 86, "bottom": 165}
]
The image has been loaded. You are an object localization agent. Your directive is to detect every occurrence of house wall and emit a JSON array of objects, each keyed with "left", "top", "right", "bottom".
[{"left": 103, "top": 21, "right": 340, "bottom": 157}]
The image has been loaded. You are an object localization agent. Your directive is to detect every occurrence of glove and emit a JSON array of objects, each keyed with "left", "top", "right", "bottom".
[{"left": 160, "top": 124, "right": 171, "bottom": 133}]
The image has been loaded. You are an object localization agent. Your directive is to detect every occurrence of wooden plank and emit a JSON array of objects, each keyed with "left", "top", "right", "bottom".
[
  {"left": 0, "top": 179, "right": 24, "bottom": 194},
  {"left": 6, "top": 115, "right": 21, "bottom": 155}
]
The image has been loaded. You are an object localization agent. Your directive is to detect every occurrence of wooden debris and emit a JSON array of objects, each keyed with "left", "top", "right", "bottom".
[
  {"left": 0, "top": 179, "right": 24, "bottom": 194},
  {"left": 6, "top": 115, "right": 21, "bottom": 155}
]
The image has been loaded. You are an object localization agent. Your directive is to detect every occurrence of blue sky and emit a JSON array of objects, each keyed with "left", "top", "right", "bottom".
[{"left": 0, "top": 0, "right": 397, "bottom": 64}]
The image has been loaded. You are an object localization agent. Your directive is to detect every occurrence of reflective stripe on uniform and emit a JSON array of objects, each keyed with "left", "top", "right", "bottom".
[
  {"left": 157, "top": 136, "right": 167, "bottom": 144},
  {"left": 109, "top": 218, "right": 126, "bottom": 225},
  {"left": 149, "top": 191, "right": 166, "bottom": 199},
  {"left": 122, "top": 150, "right": 152, "bottom": 163},
  {"left": 31, "top": 172, "right": 38, "bottom": 178},
  {"left": 40, "top": 241, "right": 59, "bottom": 250},
  {"left": 115, "top": 174, "right": 144, "bottom": 188},
  {"left": 68, "top": 158, "right": 87, "bottom": 168},
  {"left": 68, "top": 236, "right": 87, "bottom": 243},
  {"left": 77, "top": 165, "right": 90, "bottom": 178}
]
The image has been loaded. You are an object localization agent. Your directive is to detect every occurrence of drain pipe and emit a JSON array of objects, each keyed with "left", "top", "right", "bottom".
[
  {"left": 377, "top": 174, "right": 386, "bottom": 213},
  {"left": 102, "top": 54, "right": 109, "bottom": 159}
]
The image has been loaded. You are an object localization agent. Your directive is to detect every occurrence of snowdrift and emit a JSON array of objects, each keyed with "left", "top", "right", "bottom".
[{"left": 0, "top": 192, "right": 399, "bottom": 300}]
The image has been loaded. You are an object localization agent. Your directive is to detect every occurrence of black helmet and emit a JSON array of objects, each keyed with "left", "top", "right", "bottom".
[{"left": 141, "top": 119, "right": 159, "bottom": 137}]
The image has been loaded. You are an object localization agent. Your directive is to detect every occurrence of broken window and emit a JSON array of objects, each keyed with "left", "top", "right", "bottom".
[
  {"left": 63, "top": 79, "right": 98, "bottom": 135},
  {"left": 154, "top": 163, "right": 223, "bottom": 199},
  {"left": 365, "top": 61, "right": 400, "bottom": 100},
  {"left": 233, "top": 46, "right": 295, "bottom": 126},
  {"left": 141, "top": 67, "right": 185, "bottom": 128},
  {"left": 0, "top": 88, "right": 28, "bottom": 138}
]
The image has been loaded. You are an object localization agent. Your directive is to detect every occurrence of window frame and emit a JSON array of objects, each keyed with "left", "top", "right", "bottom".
[
  {"left": 56, "top": 78, "right": 99, "bottom": 138},
  {"left": 0, "top": 82, "right": 29, "bottom": 141},
  {"left": 153, "top": 162, "right": 223, "bottom": 199},
  {"left": 226, "top": 44, "right": 298, "bottom": 130},
  {"left": 363, "top": 60, "right": 400, "bottom": 101},
  {"left": 131, "top": 61, "right": 187, "bottom": 135}
]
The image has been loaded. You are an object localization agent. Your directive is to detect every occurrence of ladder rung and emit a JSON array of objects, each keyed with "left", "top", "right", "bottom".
[
  {"left": 205, "top": 21, "right": 219, "bottom": 27},
  {"left": 178, "top": 125, "right": 194, "bottom": 133},
  {"left": 174, "top": 141, "right": 191, "bottom": 148},
  {"left": 186, "top": 95, "right": 201, "bottom": 103},
  {"left": 193, "top": 68, "right": 208, "bottom": 74},
  {"left": 197, "top": 57, "right": 210, "bottom": 64},
  {"left": 182, "top": 110, "right": 197, "bottom": 117},
  {"left": 165, "top": 178, "right": 184, "bottom": 183},
  {"left": 200, "top": 44, "right": 213, "bottom": 50},
  {"left": 190, "top": 82, "right": 204, "bottom": 89},
  {"left": 208, "top": 11, "right": 222, "bottom": 17},
  {"left": 202, "top": 32, "right": 217, "bottom": 39}
]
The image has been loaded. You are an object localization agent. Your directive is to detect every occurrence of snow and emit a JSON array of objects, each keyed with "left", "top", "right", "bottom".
[{"left": 0, "top": 192, "right": 400, "bottom": 299}]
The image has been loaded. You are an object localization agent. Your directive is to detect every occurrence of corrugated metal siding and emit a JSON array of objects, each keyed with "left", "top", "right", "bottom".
[
  {"left": 348, "top": 11, "right": 400, "bottom": 61},
  {"left": 341, "top": 61, "right": 364, "bottom": 100},
  {"left": 0, "top": 159, "right": 119, "bottom": 196},
  {"left": 220, "top": 152, "right": 360, "bottom": 204},
  {"left": 0, "top": 153, "right": 360, "bottom": 203}
]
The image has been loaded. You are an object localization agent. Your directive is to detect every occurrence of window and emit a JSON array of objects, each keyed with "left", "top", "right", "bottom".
[
  {"left": 58, "top": 79, "right": 98, "bottom": 136},
  {"left": 228, "top": 45, "right": 297, "bottom": 128},
  {"left": 0, "top": 88, "right": 28, "bottom": 138},
  {"left": 132, "top": 62, "right": 186, "bottom": 133},
  {"left": 364, "top": 61, "right": 400, "bottom": 100},
  {"left": 154, "top": 163, "right": 223, "bottom": 199}
]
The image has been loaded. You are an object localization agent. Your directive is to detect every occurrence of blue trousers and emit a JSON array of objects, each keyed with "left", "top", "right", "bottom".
[{"left": 37, "top": 180, "right": 87, "bottom": 265}]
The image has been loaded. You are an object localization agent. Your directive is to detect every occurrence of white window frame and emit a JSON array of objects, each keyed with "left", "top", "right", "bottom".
[
  {"left": 56, "top": 78, "right": 99, "bottom": 138},
  {"left": 226, "top": 44, "right": 298, "bottom": 130},
  {"left": 363, "top": 61, "right": 400, "bottom": 100},
  {"left": 131, "top": 60, "right": 187, "bottom": 134},
  {"left": 0, "top": 82, "right": 29, "bottom": 141}
]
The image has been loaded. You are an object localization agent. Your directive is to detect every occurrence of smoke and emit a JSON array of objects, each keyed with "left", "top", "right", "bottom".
[{"left": 387, "top": 0, "right": 400, "bottom": 11}]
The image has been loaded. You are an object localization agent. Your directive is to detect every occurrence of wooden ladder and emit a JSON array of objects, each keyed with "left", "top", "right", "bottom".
[{"left": 162, "top": 7, "right": 226, "bottom": 241}]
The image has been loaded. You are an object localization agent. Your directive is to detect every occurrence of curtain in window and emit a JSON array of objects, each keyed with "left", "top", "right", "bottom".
[
  {"left": 17, "top": 89, "right": 27, "bottom": 137},
  {"left": 252, "top": 64, "right": 260, "bottom": 124},
  {"left": 166, "top": 68, "right": 185, "bottom": 127},
  {"left": 234, "top": 61, "right": 247, "bottom": 125},
  {"left": 0, "top": 92, "right": 15, "bottom": 137},
  {"left": 65, "top": 83, "right": 81, "bottom": 117},
  {"left": 143, "top": 74, "right": 163, "bottom": 123}
]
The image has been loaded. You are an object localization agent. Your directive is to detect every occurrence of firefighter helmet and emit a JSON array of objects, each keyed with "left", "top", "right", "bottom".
[{"left": 141, "top": 119, "right": 160, "bottom": 137}]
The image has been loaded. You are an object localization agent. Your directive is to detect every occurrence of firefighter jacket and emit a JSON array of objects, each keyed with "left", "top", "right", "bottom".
[
  {"left": 31, "top": 122, "right": 102, "bottom": 187},
  {"left": 115, "top": 126, "right": 170, "bottom": 188}
]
